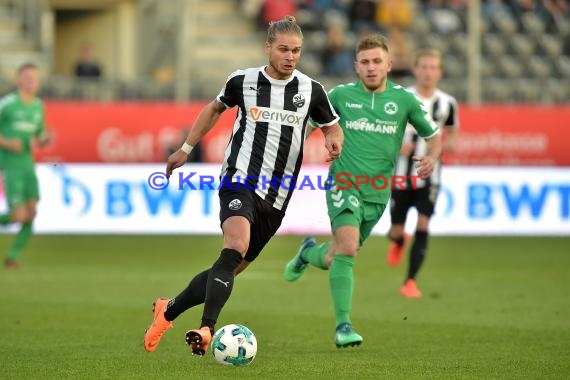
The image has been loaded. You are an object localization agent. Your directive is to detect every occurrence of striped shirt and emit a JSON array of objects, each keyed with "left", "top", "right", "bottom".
[
  {"left": 395, "top": 87, "right": 459, "bottom": 188},
  {"left": 217, "top": 66, "right": 339, "bottom": 210}
]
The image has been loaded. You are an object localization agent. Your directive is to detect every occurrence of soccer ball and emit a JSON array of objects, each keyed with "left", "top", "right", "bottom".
[{"left": 211, "top": 324, "right": 257, "bottom": 366}]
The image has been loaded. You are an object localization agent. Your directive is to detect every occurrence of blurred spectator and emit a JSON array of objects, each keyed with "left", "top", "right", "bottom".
[
  {"left": 349, "top": 0, "right": 382, "bottom": 34},
  {"left": 74, "top": 43, "right": 102, "bottom": 79},
  {"left": 300, "top": 0, "right": 351, "bottom": 12},
  {"left": 542, "top": 0, "right": 569, "bottom": 32},
  {"left": 321, "top": 24, "right": 355, "bottom": 78},
  {"left": 482, "top": 0, "right": 513, "bottom": 20},
  {"left": 375, "top": 0, "right": 414, "bottom": 32},
  {"left": 258, "top": 0, "right": 298, "bottom": 28},
  {"left": 387, "top": 28, "right": 413, "bottom": 83}
]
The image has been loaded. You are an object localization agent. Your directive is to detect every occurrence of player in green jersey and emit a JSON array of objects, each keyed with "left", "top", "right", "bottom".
[
  {"left": 284, "top": 34, "right": 442, "bottom": 347},
  {"left": 0, "top": 63, "right": 51, "bottom": 268}
]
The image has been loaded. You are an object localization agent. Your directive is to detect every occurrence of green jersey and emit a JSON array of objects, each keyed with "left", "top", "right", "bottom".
[
  {"left": 0, "top": 92, "right": 46, "bottom": 169},
  {"left": 328, "top": 80, "right": 439, "bottom": 204}
]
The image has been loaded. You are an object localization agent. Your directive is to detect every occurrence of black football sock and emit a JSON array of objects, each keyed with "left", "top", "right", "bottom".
[
  {"left": 164, "top": 269, "right": 210, "bottom": 322},
  {"left": 201, "top": 248, "right": 243, "bottom": 332},
  {"left": 407, "top": 230, "right": 428, "bottom": 280}
]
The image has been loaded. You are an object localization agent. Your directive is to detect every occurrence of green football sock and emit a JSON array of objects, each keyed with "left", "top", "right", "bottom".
[
  {"left": 0, "top": 214, "right": 11, "bottom": 225},
  {"left": 329, "top": 254, "right": 355, "bottom": 326},
  {"left": 7, "top": 222, "right": 33, "bottom": 260},
  {"left": 301, "top": 242, "right": 330, "bottom": 269}
]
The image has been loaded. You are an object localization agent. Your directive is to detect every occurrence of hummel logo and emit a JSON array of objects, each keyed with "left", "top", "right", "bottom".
[
  {"left": 345, "top": 102, "right": 363, "bottom": 109},
  {"left": 331, "top": 190, "right": 344, "bottom": 208},
  {"left": 214, "top": 278, "right": 230, "bottom": 287},
  {"left": 249, "top": 86, "right": 260, "bottom": 95}
]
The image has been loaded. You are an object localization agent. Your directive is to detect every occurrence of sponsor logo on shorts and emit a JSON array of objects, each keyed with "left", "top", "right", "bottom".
[
  {"left": 348, "top": 195, "right": 360, "bottom": 207},
  {"left": 229, "top": 199, "right": 242, "bottom": 210}
]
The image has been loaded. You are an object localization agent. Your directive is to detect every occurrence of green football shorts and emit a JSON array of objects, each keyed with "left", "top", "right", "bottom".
[
  {"left": 326, "top": 184, "right": 386, "bottom": 247},
  {"left": 2, "top": 168, "right": 40, "bottom": 209}
]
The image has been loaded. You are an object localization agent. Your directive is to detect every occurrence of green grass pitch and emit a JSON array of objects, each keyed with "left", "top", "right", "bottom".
[{"left": 1, "top": 235, "right": 569, "bottom": 379}]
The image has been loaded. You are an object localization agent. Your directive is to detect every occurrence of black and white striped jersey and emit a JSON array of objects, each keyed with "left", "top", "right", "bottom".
[
  {"left": 217, "top": 66, "right": 339, "bottom": 210},
  {"left": 394, "top": 87, "right": 459, "bottom": 189}
]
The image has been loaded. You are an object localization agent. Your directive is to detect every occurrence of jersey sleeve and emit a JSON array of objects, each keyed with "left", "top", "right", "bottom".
[
  {"left": 216, "top": 72, "right": 242, "bottom": 108},
  {"left": 309, "top": 82, "right": 339, "bottom": 128},
  {"left": 0, "top": 95, "right": 8, "bottom": 129},
  {"left": 444, "top": 97, "right": 459, "bottom": 130},
  {"left": 408, "top": 93, "right": 439, "bottom": 139},
  {"left": 35, "top": 101, "right": 46, "bottom": 136}
]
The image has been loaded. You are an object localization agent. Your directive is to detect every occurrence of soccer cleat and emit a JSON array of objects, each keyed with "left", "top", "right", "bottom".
[
  {"left": 4, "top": 258, "right": 18, "bottom": 269},
  {"left": 335, "top": 323, "right": 363, "bottom": 348},
  {"left": 400, "top": 279, "right": 422, "bottom": 298},
  {"left": 185, "top": 326, "right": 212, "bottom": 356},
  {"left": 144, "top": 298, "right": 173, "bottom": 352},
  {"left": 386, "top": 233, "right": 410, "bottom": 267},
  {"left": 283, "top": 236, "right": 316, "bottom": 281}
]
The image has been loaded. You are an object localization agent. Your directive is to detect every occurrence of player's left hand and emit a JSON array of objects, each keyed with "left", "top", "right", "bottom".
[
  {"left": 37, "top": 131, "right": 53, "bottom": 147},
  {"left": 325, "top": 140, "right": 342, "bottom": 162},
  {"left": 413, "top": 155, "right": 436, "bottom": 179},
  {"left": 166, "top": 150, "right": 188, "bottom": 178}
]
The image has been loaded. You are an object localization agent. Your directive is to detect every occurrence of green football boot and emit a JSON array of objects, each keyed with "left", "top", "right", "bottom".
[
  {"left": 335, "top": 323, "right": 363, "bottom": 348},
  {"left": 283, "top": 236, "right": 316, "bottom": 281}
]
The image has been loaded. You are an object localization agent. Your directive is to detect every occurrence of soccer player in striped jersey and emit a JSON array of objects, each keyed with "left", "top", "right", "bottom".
[
  {"left": 387, "top": 48, "right": 459, "bottom": 298},
  {"left": 144, "top": 15, "right": 344, "bottom": 355},
  {"left": 0, "top": 63, "right": 52, "bottom": 269},
  {"left": 284, "top": 34, "right": 442, "bottom": 347}
]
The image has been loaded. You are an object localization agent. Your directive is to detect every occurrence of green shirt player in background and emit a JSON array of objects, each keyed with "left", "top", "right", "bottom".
[
  {"left": 0, "top": 63, "right": 51, "bottom": 268},
  {"left": 284, "top": 34, "right": 442, "bottom": 347}
]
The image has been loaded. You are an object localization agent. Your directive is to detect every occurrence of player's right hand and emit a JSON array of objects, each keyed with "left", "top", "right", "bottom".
[
  {"left": 165, "top": 150, "right": 188, "bottom": 178},
  {"left": 8, "top": 139, "right": 23, "bottom": 153}
]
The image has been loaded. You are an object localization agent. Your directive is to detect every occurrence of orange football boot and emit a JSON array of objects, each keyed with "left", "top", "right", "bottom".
[
  {"left": 185, "top": 326, "right": 212, "bottom": 356},
  {"left": 144, "top": 298, "right": 173, "bottom": 352},
  {"left": 387, "top": 233, "right": 411, "bottom": 267},
  {"left": 4, "top": 258, "right": 19, "bottom": 269},
  {"left": 400, "top": 279, "right": 422, "bottom": 298}
]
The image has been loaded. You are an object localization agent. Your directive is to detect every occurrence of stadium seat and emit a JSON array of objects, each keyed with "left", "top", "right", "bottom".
[
  {"left": 422, "top": 34, "right": 450, "bottom": 54},
  {"left": 449, "top": 33, "right": 467, "bottom": 57},
  {"left": 554, "top": 56, "right": 570, "bottom": 78},
  {"left": 323, "top": 8, "right": 349, "bottom": 29},
  {"left": 410, "top": 14, "right": 431, "bottom": 35},
  {"left": 510, "top": 34, "right": 534, "bottom": 59},
  {"left": 492, "top": 12, "right": 517, "bottom": 37},
  {"left": 521, "top": 12, "right": 545, "bottom": 37},
  {"left": 484, "top": 78, "right": 514, "bottom": 103},
  {"left": 545, "top": 78, "right": 570, "bottom": 102},
  {"left": 295, "top": 8, "right": 321, "bottom": 31},
  {"left": 304, "top": 30, "right": 328, "bottom": 54},
  {"left": 479, "top": 60, "right": 498, "bottom": 78},
  {"left": 298, "top": 52, "right": 322, "bottom": 77},
  {"left": 515, "top": 79, "right": 541, "bottom": 102},
  {"left": 483, "top": 33, "right": 506, "bottom": 58},
  {"left": 537, "top": 34, "right": 563, "bottom": 58},
  {"left": 443, "top": 54, "right": 464, "bottom": 78},
  {"left": 528, "top": 55, "right": 552, "bottom": 79},
  {"left": 498, "top": 55, "right": 524, "bottom": 78}
]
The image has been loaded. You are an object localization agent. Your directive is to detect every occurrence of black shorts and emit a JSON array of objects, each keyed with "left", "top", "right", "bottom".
[
  {"left": 219, "top": 184, "right": 285, "bottom": 262},
  {"left": 390, "top": 185, "right": 440, "bottom": 224}
]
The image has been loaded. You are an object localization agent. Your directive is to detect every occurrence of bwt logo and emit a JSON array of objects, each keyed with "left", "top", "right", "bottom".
[
  {"left": 54, "top": 166, "right": 215, "bottom": 217},
  {"left": 249, "top": 106, "right": 304, "bottom": 126},
  {"left": 468, "top": 183, "right": 570, "bottom": 219}
]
